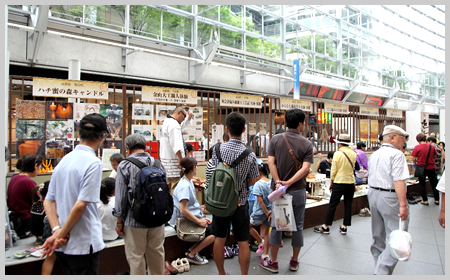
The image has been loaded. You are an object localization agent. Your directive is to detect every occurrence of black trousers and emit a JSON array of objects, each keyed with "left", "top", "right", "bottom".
[
  {"left": 325, "top": 183, "right": 355, "bottom": 226},
  {"left": 55, "top": 246, "right": 101, "bottom": 275},
  {"left": 418, "top": 168, "right": 439, "bottom": 202}
]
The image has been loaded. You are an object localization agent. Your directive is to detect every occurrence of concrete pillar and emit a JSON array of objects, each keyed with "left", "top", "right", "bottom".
[
  {"left": 439, "top": 109, "right": 445, "bottom": 143},
  {"left": 405, "top": 110, "right": 422, "bottom": 148},
  {"left": 68, "top": 59, "right": 81, "bottom": 103}
]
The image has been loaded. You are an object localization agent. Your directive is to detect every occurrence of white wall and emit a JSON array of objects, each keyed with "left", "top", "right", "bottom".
[{"left": 406, "top": 110, "right": 422, "bottom": 148}]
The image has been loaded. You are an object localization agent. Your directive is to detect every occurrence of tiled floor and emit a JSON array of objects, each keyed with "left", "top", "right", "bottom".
[{"left": 179, "top": 202, "right": 445, "bottom": 275}]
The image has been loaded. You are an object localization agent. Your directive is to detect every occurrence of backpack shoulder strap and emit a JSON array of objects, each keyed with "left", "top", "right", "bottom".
[
  {"left": 124, "top": 157, "right": 146, "bottom": 169},
  {"left": 152, "top": 158, "right": 161, "bottom": 169},
  {"left": 340, "top": 151, "right": 354, "bottom": 170},
  {"left": 230, "top": 148, "right": 252, "bottom": 168}
]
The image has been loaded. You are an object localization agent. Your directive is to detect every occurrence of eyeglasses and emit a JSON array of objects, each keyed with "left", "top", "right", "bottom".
[
  {"left": 180, "top": 110, "right": 186, "bottom": 118},
  {"left": 394, "top": 135, "right": 406, "bottom": 140}
]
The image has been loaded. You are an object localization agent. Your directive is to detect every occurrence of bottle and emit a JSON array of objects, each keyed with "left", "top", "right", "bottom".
[{"left": 268, "top": 185, "right": 287, "bottom": 202}]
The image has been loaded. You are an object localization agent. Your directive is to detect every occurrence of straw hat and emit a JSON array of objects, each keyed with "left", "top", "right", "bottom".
[{"left": 334, "top": 134, "right": 353, "bottom": 145}]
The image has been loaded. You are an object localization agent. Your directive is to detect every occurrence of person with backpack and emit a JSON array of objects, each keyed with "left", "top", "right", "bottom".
[
  {"left": 41, "top": 113, "right": 107, "bottom": 274},
  {"left": 113, "top": 133, "right": 169, "bottom": 275},
  {"left": 261, "top": 108, "right": 314, "bottom": 273},
  {"left": 205, "top": 112, "right": 259, "bottom": 275}
]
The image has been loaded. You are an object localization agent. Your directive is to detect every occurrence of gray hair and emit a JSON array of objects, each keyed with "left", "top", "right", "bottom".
[
  {"left": 110, "top": 153, "right": 124, "bottom": 163},
  {"left": 125, "top": 133, "right": 147, "bottom": 151}
]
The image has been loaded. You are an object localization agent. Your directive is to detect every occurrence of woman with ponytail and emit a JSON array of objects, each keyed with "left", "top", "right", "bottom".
[{"left": 170, "top": 157, "right": 215, "bottom": 265}]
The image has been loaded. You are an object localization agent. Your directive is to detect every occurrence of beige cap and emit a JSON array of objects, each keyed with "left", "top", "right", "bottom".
[{"left": 382, "top": 125, "right": 408, "bottom": 137}]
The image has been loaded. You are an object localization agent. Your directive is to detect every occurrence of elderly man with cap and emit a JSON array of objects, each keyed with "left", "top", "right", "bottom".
[
  {"left": 314, "top": 133, "right": 361, "bottom": 235},
  {"left": 41, "top": 113, "right": 108, "bottom": 274},
  {"left": 367, "top": 125, "right": 409, "bottom": 275}
]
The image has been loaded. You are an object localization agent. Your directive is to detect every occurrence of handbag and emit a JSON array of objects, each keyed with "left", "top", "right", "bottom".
[
  {"left": 389, "top": 218, "right": 412, "bottom": 261},
  {"left": 414, "top": 144, "right": 431, "bottom": 178},
  {"left": 271, "top": 194, "right": 296, "bottom": 232},
  {"left": 176, "top": 217, "right": 206, "bottom": 242}
]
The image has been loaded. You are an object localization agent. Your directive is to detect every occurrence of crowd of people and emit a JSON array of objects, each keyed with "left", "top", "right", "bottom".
[{"left": 4, "top": 108, "right": 445, "bottom": 276}]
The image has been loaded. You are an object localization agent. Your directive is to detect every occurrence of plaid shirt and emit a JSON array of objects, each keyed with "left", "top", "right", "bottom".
[
  {"left": 205, "top": 138, "right": 259, "bottom": 205},
  {"left": 433, "top": 143, "right": 442, "bottom": 174}
]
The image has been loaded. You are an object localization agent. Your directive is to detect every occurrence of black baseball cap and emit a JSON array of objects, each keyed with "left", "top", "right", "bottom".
[{"left": 80, "top": 113, "right": 108, "bottom": 132}]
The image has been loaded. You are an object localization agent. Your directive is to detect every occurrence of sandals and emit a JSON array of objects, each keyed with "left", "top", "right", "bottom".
[
  {"left": 420, "top": 201, "right": 429, "bottom": 206},
  {"left": 434, "top": 201, "right": 439, "bottom": 205}
]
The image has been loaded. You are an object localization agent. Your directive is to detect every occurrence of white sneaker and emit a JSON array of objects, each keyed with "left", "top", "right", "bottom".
[
  {"left": 261, "top": 254, "right": 270, "bottom": 261},
  {"left": 172, "top": 259, "right": 184, "bottom": 273},
  {"left": 180, "top": 257, "right": 190, "bottom": 272}
]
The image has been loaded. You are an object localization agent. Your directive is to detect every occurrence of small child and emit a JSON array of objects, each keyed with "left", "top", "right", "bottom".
[
  {"left": 30, "top": 184, "right": 46, "bottom": 245},
  {"left": 250, "top": 162, "right": 272, "bottom": 261}
]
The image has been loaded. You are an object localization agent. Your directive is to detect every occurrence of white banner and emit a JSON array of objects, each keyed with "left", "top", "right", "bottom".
[
  {"left": 279, "top": 98, "right": 312, "bottom": 111},
  {"left": 359, "top": 106, "right": 379, "bottom": 117},
  {"left": 220, "top": 92, "right": 262, "bottom": 108},
  {"left": 386, "top": 109, "right": 403, "bottom": 118},
  {"left": 324, "top": 103, "right": 349, "bottom": 114},
  {"left": 142, "top": 86, "right": 197, "bottom": 104},
  {"left": 33, "top": 77, "right": 109, "bottom": 100}
]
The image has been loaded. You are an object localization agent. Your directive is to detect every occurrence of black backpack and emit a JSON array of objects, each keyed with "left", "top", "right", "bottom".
[{"left": 124, "top": 157, "right": 173, "bottom": 228}]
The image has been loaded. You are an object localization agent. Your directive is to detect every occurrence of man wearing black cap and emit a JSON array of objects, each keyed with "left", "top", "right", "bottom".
[{"left": 42, "top": 113, "right": 108, "bottom": 275}]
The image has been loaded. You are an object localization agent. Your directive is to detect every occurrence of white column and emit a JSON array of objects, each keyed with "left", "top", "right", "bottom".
[
  {"left": 405, "top": 110, "right": 422, "bottom": 148},
  {"left": 439, "top": 109, "right": 445, "bottom": 143},
  {"left": 68, "top": 59, "right": 81, "bottom": 103}
]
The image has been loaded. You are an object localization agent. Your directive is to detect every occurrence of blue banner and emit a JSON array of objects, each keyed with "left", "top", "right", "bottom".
[{"left": 293, "top": 60, "right": 300, "bottom": 100}]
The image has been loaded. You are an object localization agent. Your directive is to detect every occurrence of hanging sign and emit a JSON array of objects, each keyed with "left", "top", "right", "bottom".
[
  {"left": 324, "top": 103, "right": 349, "bottom": 114},
  {"left": 33, "top": 77, "right": 109, "bottom": 100},
  {"left": 293, "top": 60, "right": 300, "bottom": 100},
  {"left": 220, "top": 92, "right": 262, "bottom": 108},
  {"left": 279, "top": 98, "right": 312, "bottom": 111},
  {"left": 386, "top": 109, "right": 403, "bottom": 118},
  {"left": 359, "top": 106, "right": 379, "bottom": 117},
  {"left": 142, "top": 86, "right": 197, "bottom": 104}
]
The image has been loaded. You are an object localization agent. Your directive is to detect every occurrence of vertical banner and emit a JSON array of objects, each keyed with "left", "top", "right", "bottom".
[
  {"left": 359, "top": 119, "right": 369, "bottom": 142},
  {"left": 370, "top": 120, "right": 379, "bottom": 142},
  {"left": 293, "top": 59, "right": 300, "bottom": 100}
]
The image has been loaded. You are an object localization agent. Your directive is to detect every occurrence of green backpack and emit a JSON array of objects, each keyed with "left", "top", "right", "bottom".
[{"left": 205, "top": 143, "right": 252, "bottom": 217}]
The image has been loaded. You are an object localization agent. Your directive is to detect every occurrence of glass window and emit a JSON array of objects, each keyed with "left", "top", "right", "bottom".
[
  {"left": 198, "top": 22, "right": 214, "bottom": 46},
  {"left": 220, "top": 5, "right": 242, "bottom": 28},
  {"left": 361, "top": 69, "right": 379, "bottom": 84},
  {"left": 246, "top": 7, "right": 263, "bottom": 35},
  {"left": 51, "top": 5, "right": 84, "bottom": 22},
  {"left": 315, "top": 56, "right": 326, "bottom": 71},
  {"left": 362, "top": 50, "right": 379, "bottom": 70},
  {"left": 439, "top": 89, "right": 445, "bottom": 99},
  {"left": 401, "top": 64, "right": 411, "bottom": 80},
  {"left": 349, "top": 45, "right": 360, "bottom": 66},
  {"left": 298, "top": 34, "right": 312, "bottom": 51},
  {"left": 220, "top": 28, "right": 242, "bottom": 50},
  {"left": 198, "top": 5, "right": 218, "bottom": 21},
  {"left": 315, "top": 34, "right": 337, "bottom": 58},
  {"left": 162, "top": 11, "right": 192, "bottom": 46},
  {"left": 169, "top": 5, "right": 192, "bottom": 13},
  {"left": 263, "top": 41, "right": 281, "bottom": 59},
  {"left": 437, "top": 49, "right": 445, "bottom": 63},
  {"left": 127, "top": 6, "right": 161, "bottom": 39},
  {"left": 258, "top": 5, "right": 281, "bottom": 16},
  {"left": 411, "top": 67, "right": 425, "bottom": 83},
  {"left": 246, "top": 36, "right": 263, "bottom": 55},
  {"left": 382, "top": 74, "right": 395, "bottom": 88},
  {"left": 264, "top": 16, "right": 281, "bottom": 41}
]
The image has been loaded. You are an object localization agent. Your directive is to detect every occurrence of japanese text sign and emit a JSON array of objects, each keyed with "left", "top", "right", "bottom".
[
  {"left": 142, "top": 86, "right": 197, "bottom": 104},
  {"left": 220, "top": 92, "right": 262, "bottom": 108},
  {"left": 33, "top": 77, "right": 109, "bottom": 100}
]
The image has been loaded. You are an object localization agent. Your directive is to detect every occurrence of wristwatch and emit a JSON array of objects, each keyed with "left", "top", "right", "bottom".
[{"left": 51, "top": 225, "right": 61, "bottom": 234}]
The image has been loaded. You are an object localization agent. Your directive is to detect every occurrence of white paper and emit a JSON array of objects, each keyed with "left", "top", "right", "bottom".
[
  {"left": 132, "top": 103, "right": 154, "bottom": 121},
  {"left": 102, "top": 149, "right": 121, "bottom": 170},
  {"left": 193, "top": 150, "right": 205, "bottom": 162},
  {"left": 156, "top": 105, "right": 176, "bottom": 121}
]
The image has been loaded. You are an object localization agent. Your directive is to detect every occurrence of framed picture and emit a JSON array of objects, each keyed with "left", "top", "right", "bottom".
[
  {"left": 47, "top": 101, "right": 74, "bottom": 120},
  {"left": 46, "top": 120, "right": 75, "bottom": 139},
  {"left": 16, "top": 120, "right": 46, "bottom": 140},
  {"left": 15, "top": 99, "right": 45, "bottom": 119}
]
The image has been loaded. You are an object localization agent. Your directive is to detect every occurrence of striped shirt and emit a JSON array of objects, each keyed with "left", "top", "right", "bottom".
[
  {"left": 113, "top": 152, "right": 166, "bottom": 228},
  {"left": 367, "top": 143, "right": 409, "bottom": 190},
  {"left": 205, "top": 138, "right": 259, "bottom": 205}
]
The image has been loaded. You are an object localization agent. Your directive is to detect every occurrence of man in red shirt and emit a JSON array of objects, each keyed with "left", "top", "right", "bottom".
[{"left": 411, "top": 133, "right": 439, "bottom": 205}]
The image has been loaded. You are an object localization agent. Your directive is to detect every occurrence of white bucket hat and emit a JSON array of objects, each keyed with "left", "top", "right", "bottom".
[{"left": 334, "top": 134, "right": 353, "bottom": 145}]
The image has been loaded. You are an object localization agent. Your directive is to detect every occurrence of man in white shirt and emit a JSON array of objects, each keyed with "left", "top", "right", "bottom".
[
  {"left": 160, "top": 107, "right": 191, "bottom": 194},
  {"left": 436, "top": 171, "right": 445, "bottom": 228},
  {"left": 367, "top": 125, "right": 409, "bottom": 275}
]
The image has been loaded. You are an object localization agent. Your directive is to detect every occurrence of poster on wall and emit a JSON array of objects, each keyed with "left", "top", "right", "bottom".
[
  {"left": 370, "top": 120, "right": 379, "bottom": 142},
  {"left": 309, "top": 114, "right": 317, "bottom": 126},
  {"left": 359, "top": 119, "right": 369, "bottom": 142},
  {"left": 100, "top": 104, "right": 123, "bottom": 122},
  {"left": 46, "top": 120, "right": 75, "bottom": 139},
  {"left": 242, "top": 124, "right": 248, "bottom": 145},
  {"left": 248, "top": 123, "right": 257, "bottom": 136},
  {"left": 131, "top": 125, "right": 153, "bottom": 141},
  {"left": 192, "top": 151, "right": 205, "bottom": 162},
  {"left": 102, "top": 149, "right": 121, "bottom": 169},
  {"left": 182, "top": 106, "right": 204, "bottom": 142},
  {"left": 155, "top": 125, "right": 163, "bottom": 140},
  {"left": 101, "top": 140, "right": 122, "bottom": 151},
  {"left": 421, "top": 112, "right": 429, "bottom": 134},
  {"left": 46, "top": 140, "right": 73, "bottom": 159},
  {"left": 259, "top": 123, "right": 267, "bottom": 135},
  {"left": 74, "top": 103, "right": 100, "bottom": 120},
  {"left": 107, "top": 121, "right": 123, "bottom": 139},
  {"left": 15, "top": 99, "right": 45, "bottom": 119},
  {"left": 156, "top": 105, "right": 176, "bottom": 121},
  {"left": 16, "top": 120, "right": 46, "bottom": 140},
  {"left": 132, "top": 103, "right": 154, "bottom": 121},
  {"left": 33, "top": 77, "right": 109, "bottom": 100},
  {"left": 211, "top": 124, "right": 224, "bottom": 146},
  {"left": 47, "top": 102, "right": 74, "bottom": 120},
  {"left": 274, "top": 112, "right": 285, "bottom": 125}
]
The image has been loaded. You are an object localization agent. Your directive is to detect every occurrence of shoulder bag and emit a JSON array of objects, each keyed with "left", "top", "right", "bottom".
[
  {"left": 176, "top": 217, "right": 206, "bottom": 242},
  {"left": 282, "top": 133, "right": 302, "bottom": 171},
  {"left": 414, "top": 144, "right": 431, "bottom": 178}
]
